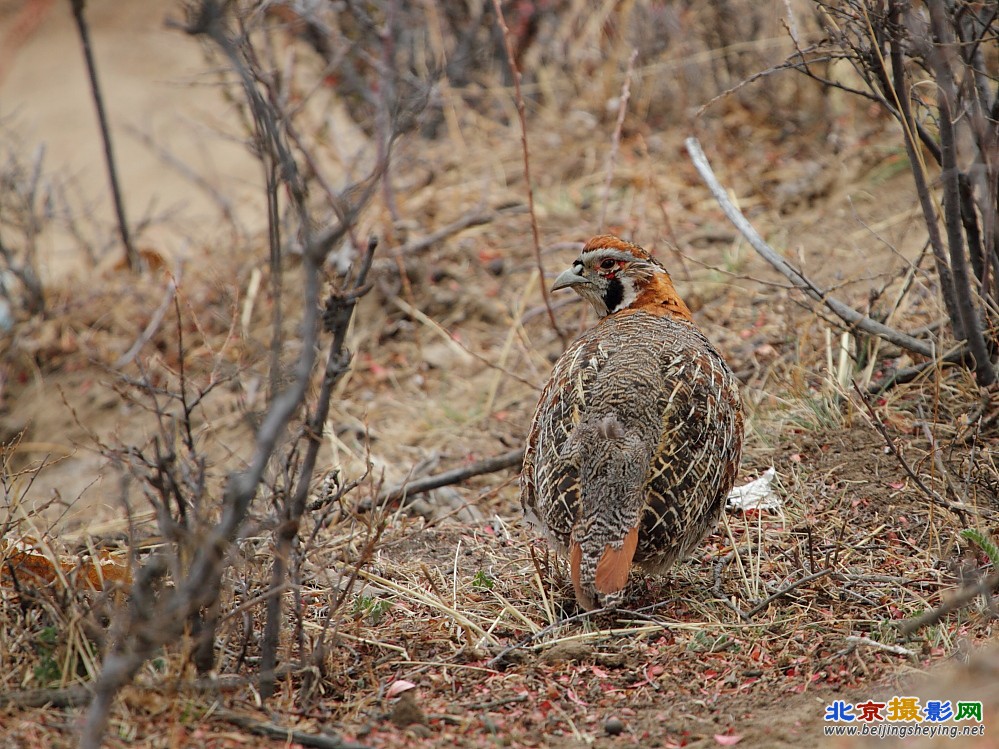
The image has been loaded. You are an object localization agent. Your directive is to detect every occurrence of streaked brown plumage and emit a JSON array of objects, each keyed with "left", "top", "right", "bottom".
[{"left": 521, "top": 235, "right": 743, "bottom": 610}]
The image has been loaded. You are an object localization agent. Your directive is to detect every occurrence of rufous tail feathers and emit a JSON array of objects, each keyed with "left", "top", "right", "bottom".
[{"left": 570, "top": 525, "right": 639, "bottom": 611}]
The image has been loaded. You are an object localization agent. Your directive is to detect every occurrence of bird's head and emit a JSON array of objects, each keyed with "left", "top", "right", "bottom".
[{"left": 552, "top": 235, "right": 692, "bottom": 320}]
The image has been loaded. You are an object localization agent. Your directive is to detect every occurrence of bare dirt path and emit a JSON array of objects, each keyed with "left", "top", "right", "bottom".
[{"left": 0, "top": 0, "right": 264, "bottom": 278}]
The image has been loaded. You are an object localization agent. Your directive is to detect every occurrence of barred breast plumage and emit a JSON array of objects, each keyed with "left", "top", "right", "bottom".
[{"left": 521, "top": 235, "right": 743, "bottom": 610}]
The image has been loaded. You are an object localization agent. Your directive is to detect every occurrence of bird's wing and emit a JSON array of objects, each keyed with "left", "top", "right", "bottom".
[{"left": 563, "top": 408, "right": 656, "bottom": 607}]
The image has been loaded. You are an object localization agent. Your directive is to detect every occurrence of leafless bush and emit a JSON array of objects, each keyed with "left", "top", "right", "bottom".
[
  {"left": 73, "top": 0, "right": 432, "bottom": 744},
  {"left": 0, "top": 138, "right": 47, "bottom": 320},
  {"left": 806, "top": 0, "right": 998, "bottom": 386},
  {"left": 258, "top": 0, "right": 805, "bottom": 139}
]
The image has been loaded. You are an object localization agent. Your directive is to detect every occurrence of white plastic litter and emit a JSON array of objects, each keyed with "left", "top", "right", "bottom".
[{"left": 726, "top": 467, "right": 780, "bottom": 512}]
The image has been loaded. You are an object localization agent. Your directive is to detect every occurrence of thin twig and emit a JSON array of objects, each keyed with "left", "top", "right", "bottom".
[
  {"left": 466, "top": 694, "right": 530, "bottom": 711},
  {"left": 851, "top": 381, "right": 969, "bottom": 525},
  {"left": 213, "top": 708, "right": 373, "bottom": 749},
  {"left": 902, "top": 569, "right": 999, "bottom": 636},
  {"left": 869, "top": 2, "right": 962, "bottom": 339},
  {"left": 386, "top": 294, "right": 539, "bottom": 389},
  {"left": 491, "top": 0, "right": 564, "bottom": 345},
  {"left": 260, "top": 237, "right": 379, "bottom": 699},
  {"left": 114, "top": 274, "right": 179, "bottom": 368},
  {"left": 712, "top": 549, "right": 751, "bottom": 621},
  {"left": 123, "top": 124, "right": 237, "bottom": 225},
  {"left": 393, "top": 207, "right": 519, "bottom": 256},
  {"left": 486, "top": 605, "right": 613, "bottom": 668},
  {"left": 599, "top": 49, "right": 637, "bottom": 231},
  {"left": 842, "top": 635, "right": 917, "bottom": 658},
  {"left": 744, "top": 568, "right": 832, "bottom": 618},
  {"left": 869, "top": 345, "right": 971, "bottom": 394},
  {"left": 378, "top": 448, "right": 525, "bottom": 506},
  {"left": 916, "top": 405, "right": 966, "bottom": 507},
  {"left": 684, "top": 137, "right": 935, "bottom": 359},
  {"left": 926, "top": 0, "right": 996, "bottom": 386},
  {"left": 0, "top": 684, "right": 92, "bottom": 709},
  {"left": 69, "top": 0, "right": 138, "bottom": 271}
]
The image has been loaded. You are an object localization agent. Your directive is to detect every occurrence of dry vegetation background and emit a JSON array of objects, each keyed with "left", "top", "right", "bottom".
[{"left": 1, "top": 1, "right": 998, "bottom": 748}]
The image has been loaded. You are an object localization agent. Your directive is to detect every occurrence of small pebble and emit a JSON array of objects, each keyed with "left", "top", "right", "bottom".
[{"left": 604, "top": 717, "right": 625, "bottom": 736}]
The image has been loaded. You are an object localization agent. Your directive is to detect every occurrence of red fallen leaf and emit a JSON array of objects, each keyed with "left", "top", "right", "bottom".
[
  {"left": 714, "top": 734, "right": 743, "bottom": 746},
  {"left": 478, "top": 248, "right": 502, "bottom": 264},
  {"left": 591, "top": 666, "right": 609, "bottom": 679},
  {"left": 385, "top": 679, "right": 417, "bottom": 698},
  {"left": 565, "top": 688, "right": 588, "bottom": 706},
  {"left": 890, "top": 482, "right": 905, "bottom": 490}
]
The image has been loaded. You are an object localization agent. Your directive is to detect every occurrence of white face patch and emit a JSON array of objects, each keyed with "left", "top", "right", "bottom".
[{"left": 615, "top": 277, "right": 638, "bottom": 312}]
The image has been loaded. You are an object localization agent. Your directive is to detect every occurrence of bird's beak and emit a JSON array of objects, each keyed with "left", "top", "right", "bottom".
[{"left": 552, "top": 267, "right": 591, "bottom": 291}]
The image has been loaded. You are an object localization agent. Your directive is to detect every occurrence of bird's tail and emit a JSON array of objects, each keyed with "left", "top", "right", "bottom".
[{"left": 569, "top": 525, "right": 639, "bottom": 611}]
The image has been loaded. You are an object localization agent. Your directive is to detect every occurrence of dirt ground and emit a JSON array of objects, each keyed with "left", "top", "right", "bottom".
[{"left": 2, "top": 2, "right": 998, "bottom": 748}]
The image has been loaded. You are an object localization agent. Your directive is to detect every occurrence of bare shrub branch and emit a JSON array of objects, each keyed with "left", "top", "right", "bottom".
[
  {"left": 78, "top": 1, "right": 387, "bottom": 744},
  {"left": 809, "top": 0, "right": 998, "bottom": 386},
  {"left": 685, "top": 136, "right": 936, "bottom": 359},
  {"left": 491, "top": 0, "right": 564, "bottom": 345},
  {"left": 0, "top": 137, "right": 50, "bottom": 318},
  {"left": 69, "top": 0, "right": 138, "bottom": 272}
]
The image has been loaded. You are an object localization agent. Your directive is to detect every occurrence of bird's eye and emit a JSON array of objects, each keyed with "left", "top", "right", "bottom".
[{"left": 599, "top": 258, "right": 617, "bottom": 270}]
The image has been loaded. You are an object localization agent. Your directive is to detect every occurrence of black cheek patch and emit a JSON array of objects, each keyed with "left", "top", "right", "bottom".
[{"left": 604, "top": 277, "right": 624, "bottom": 312}]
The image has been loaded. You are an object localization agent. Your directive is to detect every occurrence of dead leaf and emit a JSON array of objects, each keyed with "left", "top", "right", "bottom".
[
  {"left": 386, "top": 679, "right": 417, "bottom": 699},
  {"left": 714, "top": 735, "right": 742, "bottom": 746}
]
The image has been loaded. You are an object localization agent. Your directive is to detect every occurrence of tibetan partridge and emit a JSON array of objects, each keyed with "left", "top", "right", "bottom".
[{"left": 521, "top": 235, "right": 743, "bottom": 610}]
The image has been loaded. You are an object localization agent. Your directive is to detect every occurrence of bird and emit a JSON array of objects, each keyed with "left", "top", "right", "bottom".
[{"left": 521, "top": 235, "right": 743, "bottom": 611}]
